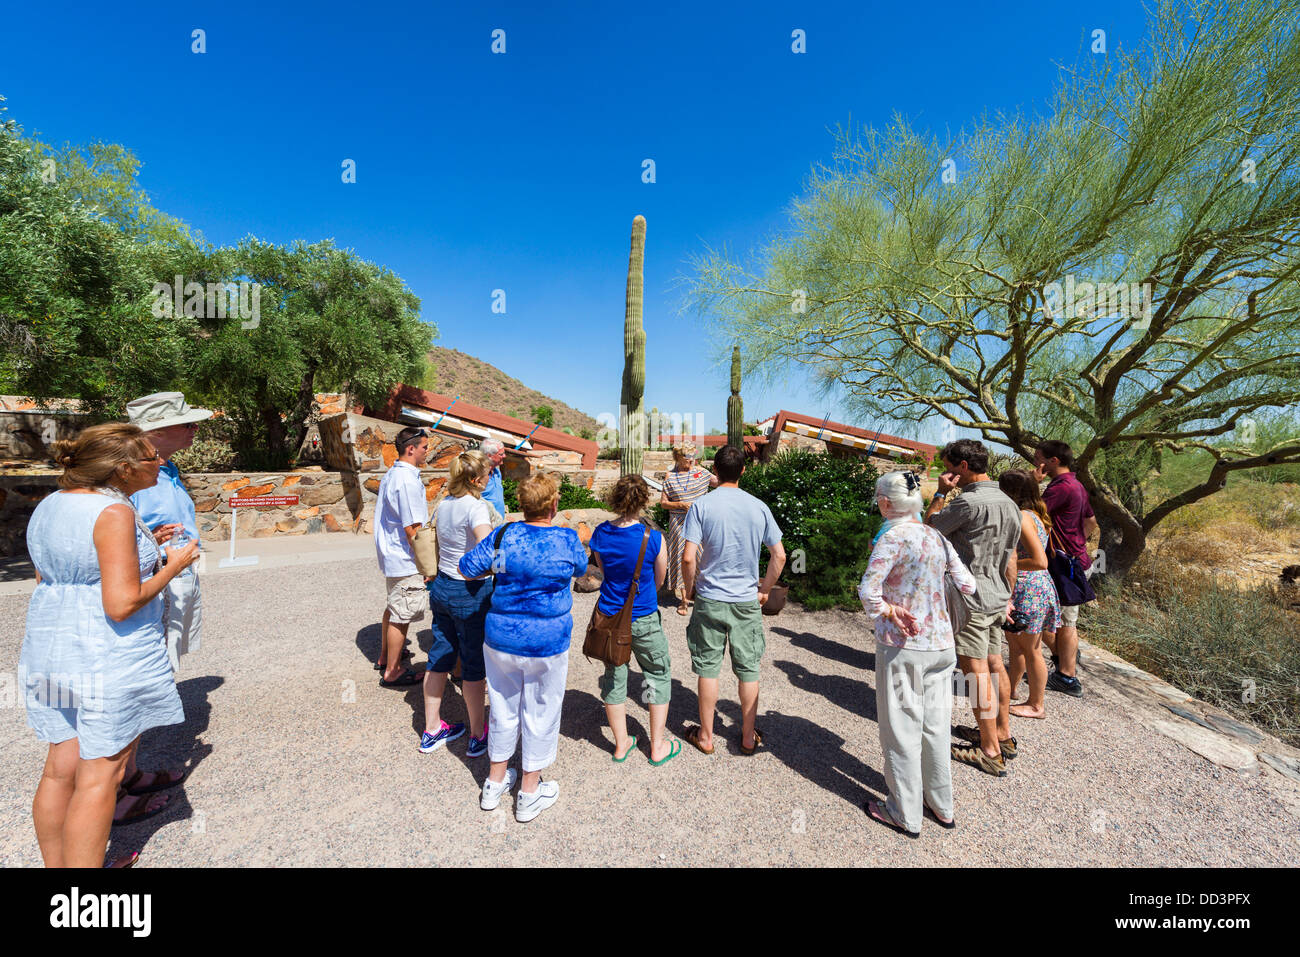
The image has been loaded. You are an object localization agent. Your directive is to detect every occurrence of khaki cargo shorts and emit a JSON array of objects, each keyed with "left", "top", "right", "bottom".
[
  {"left": 385, "top": 573, "right": 427, "bottom": 624},
  {"left": 955, "top": 610, "right": 1004, "bottom": 660}
]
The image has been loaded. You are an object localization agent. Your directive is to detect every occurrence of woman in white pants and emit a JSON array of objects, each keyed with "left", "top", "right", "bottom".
[
  {"left": 858, "top": 470, "right": 976, "bottom": 836},
  {"left": 459, "top": 472, "right": 587, "bottom": 822}
]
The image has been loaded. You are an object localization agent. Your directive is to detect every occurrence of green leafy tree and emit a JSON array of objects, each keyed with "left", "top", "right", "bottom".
[
  {"left": 690, "top": 0, "right": 1300, "bottom": 575},
  {"left": 0, "top": 100, "right": 196, "bottom": 415},
  {"left": 189, "top": 238, "right": 434, "bottom": 468}
]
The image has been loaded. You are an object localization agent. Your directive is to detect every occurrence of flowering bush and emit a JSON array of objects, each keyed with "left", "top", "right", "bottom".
[{"left": 740, "top": 449, "right": 881, "bottom": 610}]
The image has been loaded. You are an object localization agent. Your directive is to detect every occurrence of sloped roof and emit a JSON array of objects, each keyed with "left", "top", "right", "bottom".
[{"left": 376, "top": 385, "right": 599, "bottom": 469}]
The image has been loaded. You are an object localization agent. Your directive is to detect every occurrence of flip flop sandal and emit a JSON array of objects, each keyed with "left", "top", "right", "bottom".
[
  {"left": 105, "top": 851, "right": 140, "bottom": 869},
  {"left": 124, "top": 767, "right": 189, "bottom": 796},
  {"left": 866, "top": 799, "right": 920, "bottom": 839},
  {"left": 923, "top": 802, "right": 956, "bottom": 830},
  {"left": 613, "top": 735, "right": 638, "bottom": 763},
  {"left": 649, "top": 738, "right": 682, "bottom": 767},
  {"left": 375, "top": 648, "right": 414, "bottom": 670},
  {"left": 739, "top": 727, "right": 764, "bottom": 756},
  {"left": 684, "top": 726, "right": 714, "bottom": 755},
  {"left": 379, "top": 668, "right": 422, "bottom": 688},
  {"left": 112, "top": 791, "right": 171, "bottom": 828}
]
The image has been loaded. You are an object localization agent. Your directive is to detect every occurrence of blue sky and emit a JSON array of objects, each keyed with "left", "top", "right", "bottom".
[{"left": 3, "top": 0, "right": 1151, "bottom": 441}]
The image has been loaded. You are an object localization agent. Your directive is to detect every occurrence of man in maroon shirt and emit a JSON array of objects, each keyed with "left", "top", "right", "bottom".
[{"left": 1033, "top": 440, "right": 1099, "bottom": 698}]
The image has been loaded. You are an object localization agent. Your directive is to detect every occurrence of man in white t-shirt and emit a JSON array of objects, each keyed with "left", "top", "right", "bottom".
[{"left": 374, "top": 427, "right": 430, "bottom": 687}]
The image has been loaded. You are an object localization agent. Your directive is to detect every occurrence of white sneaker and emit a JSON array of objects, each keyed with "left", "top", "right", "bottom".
[
  {"left": 480, "top": 768, "right": 517, "bottom": 811},
  {"left": 515, "top": 779, "right": 559, "bottom": 823}
]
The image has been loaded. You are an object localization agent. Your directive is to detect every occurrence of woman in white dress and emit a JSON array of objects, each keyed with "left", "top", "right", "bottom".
[{"left": 21, "top": 423, "right": 200, "bottom": 867}]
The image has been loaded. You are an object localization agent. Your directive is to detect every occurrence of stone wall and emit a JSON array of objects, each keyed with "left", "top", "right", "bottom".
[{"left": 0, "top": 473, "right": 60, "bottom": 557}]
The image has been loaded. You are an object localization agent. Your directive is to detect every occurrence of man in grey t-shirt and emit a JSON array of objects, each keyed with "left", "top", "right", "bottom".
[
  {"left": 925, "top": 439, "right": 1022, "bottom": 777},
  {"left": 680, "top": 446, "right": 785, "bottom": 756}
]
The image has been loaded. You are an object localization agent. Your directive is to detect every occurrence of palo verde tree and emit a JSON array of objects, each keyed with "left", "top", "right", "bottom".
[{"left": 689, "top": 0, "right": 1300, "bottom": 575}]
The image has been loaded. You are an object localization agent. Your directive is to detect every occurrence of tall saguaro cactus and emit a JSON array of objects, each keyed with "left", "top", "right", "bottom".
[
  {"left": 620, "top": 215, "right": 647, "bottom": 477},
  {"left": 727, "top": 344, "right": 744, "bottom": 450}
]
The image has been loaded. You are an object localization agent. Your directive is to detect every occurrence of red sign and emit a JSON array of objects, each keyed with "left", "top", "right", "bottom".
[{"left": 230, "top": 495, "right": 299, "bottom": 508}]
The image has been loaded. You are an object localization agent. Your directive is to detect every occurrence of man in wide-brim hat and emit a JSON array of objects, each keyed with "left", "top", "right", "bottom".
[{"left": 126, "top": 392, "right": 212, "bottom": 671}]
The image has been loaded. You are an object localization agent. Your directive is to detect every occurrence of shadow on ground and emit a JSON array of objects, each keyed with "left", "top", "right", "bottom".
[{"left": 105, "top": 675, "right": 222, "bottom": 862}]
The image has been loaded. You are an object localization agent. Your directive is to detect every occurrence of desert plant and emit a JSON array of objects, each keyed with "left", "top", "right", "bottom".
[
  {"left": 620, "top": 216, "right": 646, "bottom": 477},
  {"left": 1088, "top": 564, "right": 1300, "bottom": 747},
  {"left": 728, "top": 344, "right": 743, "bottom": 449},
  {"left": 741, "top": 448, "right": 881, "bottom": 609}
]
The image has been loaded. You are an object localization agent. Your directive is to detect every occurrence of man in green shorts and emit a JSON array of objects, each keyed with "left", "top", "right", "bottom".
[{"left": 680, "top": 445, "right": 785, "bottom": 756}]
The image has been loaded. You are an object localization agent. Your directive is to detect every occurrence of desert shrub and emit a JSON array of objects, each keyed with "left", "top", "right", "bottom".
[
  {"left": 170, "top": 417, "right": 237, "bottom": 472},
  {"left": 650, "top": 503, "right": 669, "bottom": 528},
  {"left": 740, "top": 448, "right": 880, "bottom": 609},
  {"left": 558, "top": 475, "right": 605, "bottom": 510},
  {"left": 1088, "top": 563, "right": 1300, "bottom": 747},
  {"left": 501, "top": 475, "right": 603, "bottom": 513},
  {"left": 597, "top": 448, "right": 620, "bottom": 460}
]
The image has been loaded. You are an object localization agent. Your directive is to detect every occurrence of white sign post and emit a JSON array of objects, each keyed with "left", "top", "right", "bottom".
[{"left": 219, "top": 495, "right": 298, "bottom": 568}]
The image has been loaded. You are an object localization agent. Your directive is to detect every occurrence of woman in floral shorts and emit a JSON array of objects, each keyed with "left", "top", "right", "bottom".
[{"left": 998, "top": 470, "right": 1061, "bottom": 719}]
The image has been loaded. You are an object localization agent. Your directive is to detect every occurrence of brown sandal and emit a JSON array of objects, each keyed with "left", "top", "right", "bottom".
[
  {"left": 124, "top": 767, "right": 188, "bottom": 796},
  {"left": 112, "top": 789, "right": 171, "bottom": 828},
  {"left": 739, "top": 727, "right": 764, "bottom": 756},
  {"left": 685, "top": 726, "right": 714, "bottom": 755}
]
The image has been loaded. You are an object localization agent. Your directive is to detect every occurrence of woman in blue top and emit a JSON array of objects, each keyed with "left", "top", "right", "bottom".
[
  {"left": 21, "top": 424, "right": 200, "bottom": 867},
  {"left": 588, "top": 476, "right": 678, "bottom": 766},
  {"left": 460, "top": 471, "right": 587, "bottom": 823}
]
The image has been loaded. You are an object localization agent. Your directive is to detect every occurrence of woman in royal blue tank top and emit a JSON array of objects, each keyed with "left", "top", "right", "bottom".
[{"left": 589, "top": 476, "right": 679, "bottom": 766}]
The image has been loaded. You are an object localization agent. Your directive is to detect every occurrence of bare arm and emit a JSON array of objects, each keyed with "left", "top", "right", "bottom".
[
  {"left": 1018, "top": 513, "right": 1048, "bottom": 572},
  {"left": 96, "top": 505, "right": 198, "bottom": 622},
  {"left": 654, "top": 541, "right": 667, "bottom": 589},
  {"left": 1083, "top": 515, "right": 1100, "bottom": 541},
  {"left": 759, "top": 542, "right": 786, "bottom": 605},
  {"left": 681, "top": 541, "right": 697, "bottom": 599}
]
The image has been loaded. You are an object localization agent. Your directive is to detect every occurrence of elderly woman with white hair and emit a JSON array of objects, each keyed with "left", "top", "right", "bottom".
[{"left": 858, "top": 469, "right": 976, "bottom": 837}]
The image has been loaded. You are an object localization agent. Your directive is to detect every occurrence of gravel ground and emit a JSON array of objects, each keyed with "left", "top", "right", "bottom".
[{"left": 2, "top": 556, "right": 1297, "bottom": 867}]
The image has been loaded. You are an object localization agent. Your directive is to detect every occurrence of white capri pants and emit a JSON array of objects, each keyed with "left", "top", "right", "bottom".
[{"left": 484, "top": 645, "right": 569, "bottom": 772}]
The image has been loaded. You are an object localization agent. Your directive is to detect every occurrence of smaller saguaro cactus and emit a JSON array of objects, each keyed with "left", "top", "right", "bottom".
[{"left": 727, "top": 344, "right": 743, "bottom": 450}]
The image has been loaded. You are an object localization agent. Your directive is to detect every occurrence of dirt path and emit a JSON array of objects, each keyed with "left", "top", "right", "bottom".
[{"left": 2, "top": 555, "right": 1297, "bottom": 867}]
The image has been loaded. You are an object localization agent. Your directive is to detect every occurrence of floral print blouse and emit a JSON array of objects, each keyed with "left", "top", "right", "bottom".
[{"left": 858, "top": 520, "right": 977, "bottom": 651}]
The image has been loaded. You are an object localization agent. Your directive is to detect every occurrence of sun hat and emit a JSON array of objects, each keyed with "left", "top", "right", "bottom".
[{"left": 125, "top": 392, "right": 213, "bottom": 431}]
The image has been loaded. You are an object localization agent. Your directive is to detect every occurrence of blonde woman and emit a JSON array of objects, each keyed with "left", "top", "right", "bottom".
[
  {"left": 660, "top": 443, "right": 717, "bottom": 609},
  {"left": 421, "top": 449, "right": 494, "bottom": 755},
  {"left": 20, "top": 424, "right": 200, "bottom": 867}
]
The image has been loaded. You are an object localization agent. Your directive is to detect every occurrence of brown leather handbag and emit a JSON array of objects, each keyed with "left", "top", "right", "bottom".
[{"left": 582, "top": 526, "right": 651, "bottom": 667}]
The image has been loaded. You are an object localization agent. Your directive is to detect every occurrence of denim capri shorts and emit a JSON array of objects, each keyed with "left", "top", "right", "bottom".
[{"left": 425, "top": 573, "right": 493, "bottom": 681}]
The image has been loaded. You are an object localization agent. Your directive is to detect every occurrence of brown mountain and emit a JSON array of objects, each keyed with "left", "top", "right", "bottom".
[{"left": 424, "top": 347, "right": 603, "bottom": 435}]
